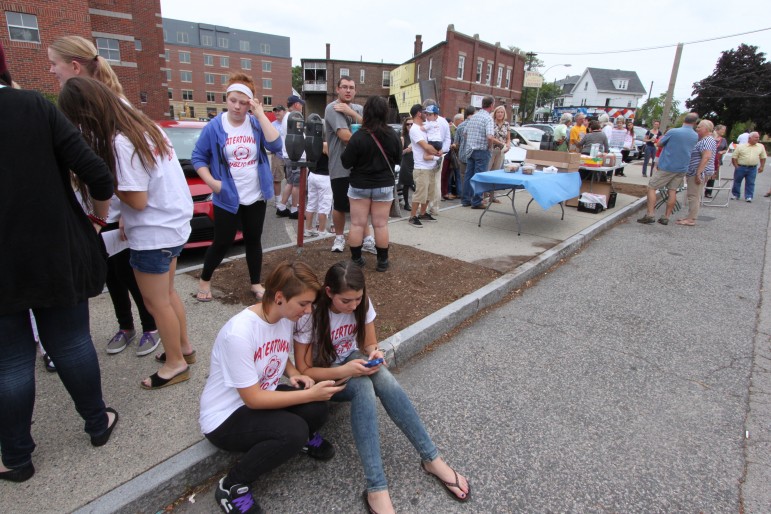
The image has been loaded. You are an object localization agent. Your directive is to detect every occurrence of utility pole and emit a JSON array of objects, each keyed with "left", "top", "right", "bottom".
[
  {"left": 660, "top": 43, "right": 683, "bottom": 132},
  {"left": 522, "top": 52, "right": 537, "bottom": 122}
]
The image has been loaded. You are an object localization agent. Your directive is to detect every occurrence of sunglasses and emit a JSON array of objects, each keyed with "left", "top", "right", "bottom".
[{"left": 406, "top": 122, "right": 414, "bottom": 126}]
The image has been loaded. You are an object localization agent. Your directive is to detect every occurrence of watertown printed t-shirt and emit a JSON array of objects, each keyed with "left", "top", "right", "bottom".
[
  {"left": 114, "top": 133, "right": 192, "bottom": 250},
  {"left": 221, "top": 114, "right": 261, "bottom": 205},
  {"left": 199, "top": 308, "right": 293, "bottom": 434},
  {"left": 295, "top": 300, "right": 376, "bottom": 365}
]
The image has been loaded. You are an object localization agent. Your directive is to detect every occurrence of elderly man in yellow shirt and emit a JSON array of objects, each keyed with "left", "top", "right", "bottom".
[
  {"left": 569, "top": 113, "right": 587, "bottom": 152},
  {"left": 730, "top": 131, "right": 766, "bottom": 201}
]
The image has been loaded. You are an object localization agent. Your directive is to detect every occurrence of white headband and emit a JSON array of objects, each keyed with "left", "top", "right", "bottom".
[{"left": 226, "top": 83, "right": 254, "bottom": 99}]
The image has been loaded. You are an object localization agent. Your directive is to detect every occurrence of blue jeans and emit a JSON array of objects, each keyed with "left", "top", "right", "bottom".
[
  {"left": 0, "top": 302, "right": 108, "bottom": 469},
  {"left": 642, "top": 145, "right": 656, "bottom": 175},
  {"left": 463, "top": 149, "right": 490, "bottom": 207},
  {"left": 732, "top": 165, "right": 758, "bottom": 199},
  {"left": 332, "top": 352, "right": 438, "bottom": 492}
]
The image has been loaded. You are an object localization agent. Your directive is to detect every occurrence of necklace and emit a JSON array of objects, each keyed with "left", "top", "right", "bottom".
[{"left": 257, "top": 306, "right": 272, "bottom": 324}]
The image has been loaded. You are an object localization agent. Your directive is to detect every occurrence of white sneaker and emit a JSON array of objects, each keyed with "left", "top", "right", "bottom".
[
  {"left": 331, "top": 235, "right": 345, "bottom": 252},
  {"left": 304, "top": 229, "right": 319, "bottom": 237},
  {"left": 362, "top": 236, "right": 377, "bottom": 254}
]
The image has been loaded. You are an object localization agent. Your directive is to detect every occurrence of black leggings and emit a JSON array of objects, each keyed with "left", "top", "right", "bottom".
[
  {"left": 201, "top": 201, "right": 266, "bottom": 284},
  {"left": 105, "top": 241, "right": 156, "bottom": 332},
  {"left": 204, "top": 386, "right": 328, "bottom": 485}
]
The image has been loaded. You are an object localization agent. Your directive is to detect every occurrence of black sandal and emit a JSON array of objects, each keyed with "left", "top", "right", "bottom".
[
  {"left": 420, "top": 460, "right": 470, "bottom": 502},
  {"left": 140, "top": 366, "right": 190, "bottom": 390}
]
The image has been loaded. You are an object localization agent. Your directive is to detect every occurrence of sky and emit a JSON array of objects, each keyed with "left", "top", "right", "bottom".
[{"left": 160, "top": 0, "right": 770, "bottom": 107}]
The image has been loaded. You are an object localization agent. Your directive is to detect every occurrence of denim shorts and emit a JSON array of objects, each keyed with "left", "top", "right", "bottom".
[
  {"left": 347, "top": 186, "right": 394, "bottom": 202},
  {"left": 129, "top": 244, "right": 184, "bottom": 274}
]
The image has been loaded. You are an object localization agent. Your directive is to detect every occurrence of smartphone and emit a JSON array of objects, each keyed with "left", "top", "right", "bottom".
[
  {"left": 333, "top": 377, "right": 351, "bottom": 386},
  {"left": 363, "top": 357, "right": 384, "bottom": 368}
]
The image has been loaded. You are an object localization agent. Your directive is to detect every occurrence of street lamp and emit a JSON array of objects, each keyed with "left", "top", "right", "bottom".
[{"left": 533, "top": 63, "right": 571, "bottom": 122}]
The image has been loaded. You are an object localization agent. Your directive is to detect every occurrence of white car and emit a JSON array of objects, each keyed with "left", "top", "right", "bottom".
[{"left": 504, "top": 126, "right": 544, "bottom": 164}]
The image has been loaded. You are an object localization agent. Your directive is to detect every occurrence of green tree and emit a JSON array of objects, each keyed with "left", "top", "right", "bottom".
[
  {"left": 292, "top": 65, "right": 303, "bottom": 93},
  {"left": 523, "top": 82, "right": 561, "bottom": 122},
  {"left": 637, "top": 93, "right": 681, "bottom": 127},
  {"left": 686, "top": 44, "right": 771, "bottom": 135}
]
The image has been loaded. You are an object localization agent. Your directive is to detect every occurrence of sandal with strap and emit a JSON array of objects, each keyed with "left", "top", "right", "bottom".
[
  {"left": 420, "top": 460, "right": 470, "bottom": 502},
  {"left": 155, "top": 350, "right": 197, "bottom": 365},
  {"left": 196, "top": 290, "right": 212, "bottom": 302},
  {"left": 140, "top": 366, "right": 190, "bottom": 390}
]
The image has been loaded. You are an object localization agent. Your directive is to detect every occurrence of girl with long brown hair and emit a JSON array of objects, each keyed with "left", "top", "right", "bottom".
[{"left": 58, "top": 77, "right": 194, "bottom": 390}]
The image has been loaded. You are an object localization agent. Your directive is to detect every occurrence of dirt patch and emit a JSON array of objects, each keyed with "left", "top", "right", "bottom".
[
  {"left": 189, "top": 239, "right": 502, "bottom": 339},
  {"left": 614, "top": 182, "right": 648, "bottom": 198}
]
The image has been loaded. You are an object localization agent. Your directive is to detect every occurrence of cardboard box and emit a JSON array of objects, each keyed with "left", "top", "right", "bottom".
[
  {"left": 524, "top": 150, "right": 581, "bottom": 172},
  {"left": 566, "top": 181, "right": 613, "bottom": 208}
]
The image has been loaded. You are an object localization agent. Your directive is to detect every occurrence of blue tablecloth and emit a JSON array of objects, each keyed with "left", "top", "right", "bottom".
[{"left": 471, "top": 170, "right": 581, "bottom": 211}]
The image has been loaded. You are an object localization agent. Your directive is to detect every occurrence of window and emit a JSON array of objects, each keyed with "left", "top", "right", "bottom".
[
  {"left": 340, "top": 67, "right": 350, "bottom": 78},
  {"left": 6, "top": 12, "right": 40, "bottom": 43},
  {"left": 96, "top": 38, "right": 120, "bottom": 62},
  {"left": 614, "top": 79, "right": 628, "bottom": 90},
  {"left": 205, "top": 73, "right": 215, "bottom": 85},
  {"left": 177, "top": 31, "right": 189, "bottom": 43},
  {"left": 182, "top": 89, "right": 193, "bottom": 101},
  {"left": 428, "top": 58, "right": 433, "bottom": 79},
  {"left": 505, "top": 69, "right": 511, "bottom": 89},
  {"left": 220, "top": 56, "right": 229, "bottom": 67},
  {"left": 263, "top": 96, "right": 272, "bottom": 106},
  {"left": 262, "top": 61, "right": 271, "bottom": 72},
  {"left": 605, "top": 98, "right": 610, "bottom": 107},
  {"left": 382, "top": 70, "right": 390, "bottom": 87},
  {"left": 457, "top": 55, "right": 465, "bottom": 79},
  {"left": 165, "top": 69, "right": 171, "bottom": 81},
  {"left": 134, "top": 39, "right": 142, "bottom": 51},
  {"left": 360, "top": 69, "right": 365, "bottom": 83},
  {"left": 164, "top": 49, "right": 169, "bottom": 61},
  {"left": 204, "top": 54, "right": 213, "bottom": 66},
  {"left": 218, "top": 37, "right": 229, "bottom": 48},
  {"left": 476, "top": 60, "right": 483, "bottom": 83},
  {"left": 260, "top": 43, "right": 270, "bottom": 54},
  {"left": 168, "top": 88, "right": 173, "bottom": 100},
  {"left": 416, "top": 64, "right": 420, "bottom": 79},
  {"left": 139, "top": 92, "right": 148, "bottom": 104},
  {"left": 263, "top": 78, "right": 272, "bottom": 89},
  {"left": 201, "top": 34, "right": 213, "bottom": 46},
  {"left": 179, "top": 51, "right": 190, "bottom": 64},
  {"left": 584, "top": 82, "right": 588, "bottom": 90},
  {"left": 496, "top": 66, "right": 503, "bottom": 88},
  {"left": 239, "top": 40, "right": 250, "bottom": 51},
  {"left": 485, "top": 63, "right": 492, "bottom": 85},
  {"left": 180, "top": 71, "right": 192, "bottom": 82},
  {"left": 206, "top": 92, "right": 216, "bottom": 102},
  {"left": 241, "top": 58, "right": 251, "bottom": 70},
  {"left": 222, "top": 93, "right": 227, "bottom": 102},
  {"left": 220, "top": 74, "right": 228, "bottom": 85}
]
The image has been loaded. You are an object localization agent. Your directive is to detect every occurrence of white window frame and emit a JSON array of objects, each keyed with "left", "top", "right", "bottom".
[
  {"left": 263, "top": 96, "right": 272, "bottom": 106},
  {"left": 241, "top": 58, "right": 251, "bottom": 70},
  {"left": 382, "top": 70, "right": 390, "bottom": 88},
  {"left": 206, "top": 91, "right": 216, "bottom": 102},
  {"left": 260, "top": 43, "right": 270, "bottom": 54},
  {"left": 505, "top": 68, "right": 511, "bottom": 89},
  {"left": 96, "top": 38, "right": 120, "bottom": 62},
  {"left": 176, "top": 31, "right": 189, "bottom": 43},
  {"left": 203, "top": 54, "right": 213, "bottom": 66},
  {"left": 262, "top": 61, "right": 272, "bottom": 72},
  {"left": 168, "top": 88, "right": 173, "bottom": 100},
  {"left": 428, "top": 58, "right": 433, "bottom": 80},
  {"left": 182, "top": 89, "right": 193, "bottom": 101},
  {"left": 180, "top": 70, "right": 192, "bottom": 82},
  {"left": 178, "top": 51, "right": 191, "bottom": 64},
  {"left": 239, "top": 40, "right": 250, "bottom": 51},
  {"left": 263, "top": 78, "right": 272, "bottom": 89},
  {"left": 485, "top": 63, "right": 492, "bottom": 85},
  {"left": 201, "top": 34, "right": 213, "bottom": 46},
  {"left": 220, "top": 56, "right": 229, "bottom": 67},
  {"left": 340, "top": 67, "right": 350, "bottom": 78},
  {"left": 457, "top": 55, "right": 465, "bottom": 80},
  {"left": 217, "top": 37, "right": 229, "bottom": 49},
  {"left": 476, "top": 60, "right": 483, "bottom": 83},
  {"left": 360, "top": 69, "right": 365, "bottom": 84},
  {"left": 204, "top": 73, "right": 215, "bottom": 85},
  {"left": 496, "top": 65, "right": 503, "bottom": 88}
]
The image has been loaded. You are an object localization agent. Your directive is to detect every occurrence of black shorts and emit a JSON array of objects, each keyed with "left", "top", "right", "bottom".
[{"left": 331, "top": 177, "right": 350, "bottom": 213}]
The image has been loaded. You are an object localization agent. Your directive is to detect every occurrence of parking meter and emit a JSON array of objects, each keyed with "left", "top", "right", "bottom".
[
  {"left": 304, "top": 113, "right": 324, "bottom": 167},
  {"left": 285, "top": 111, "right": 305, "bottom": 163}
]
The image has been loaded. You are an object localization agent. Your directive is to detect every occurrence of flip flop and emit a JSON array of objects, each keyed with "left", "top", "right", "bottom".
[
  {"left": 155, "top": 350, "right": 197, "bottom": 365},
  {"left": 140, "top": 366, "right": 190, "bottom": 390},
  {"left": 420, "top": 460, "right": 470, "bottom": 502},
  {"left": 252, "top": 286, "right": 265, "bottom": 301},
  {"left": 196, "top": 290, "right": 212, "bottom": 303},
  {"left": 675, "top": 219, "right": 696, "bottom": 226}
]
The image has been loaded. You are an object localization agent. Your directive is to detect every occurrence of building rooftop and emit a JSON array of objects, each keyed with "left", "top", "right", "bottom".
[{"left": 162, "top": 18, "right": 290, "bottom": 59}]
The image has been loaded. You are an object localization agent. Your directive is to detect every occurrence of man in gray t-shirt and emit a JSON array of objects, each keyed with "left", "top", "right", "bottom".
[{"left": 324, "top": 76, "right": 366, "bottom": 253}]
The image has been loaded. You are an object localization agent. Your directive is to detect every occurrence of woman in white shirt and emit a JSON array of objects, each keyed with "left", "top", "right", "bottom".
[
  {"left": 294, "top": 261, "right": 470, "bottom": 514},
  {"left": 59, "top": 77, "right": 194, "bottom": 390}
]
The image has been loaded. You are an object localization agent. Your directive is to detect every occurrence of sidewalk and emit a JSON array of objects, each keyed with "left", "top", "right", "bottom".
[{"left": 5, "top": 163, "right": 768, "bottom": 513}]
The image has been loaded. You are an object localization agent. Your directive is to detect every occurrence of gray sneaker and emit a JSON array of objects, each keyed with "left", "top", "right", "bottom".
[
  {"left": 106, "top": 329, "right": 136, "bottom": 354},
  {"left": 331, "top": 235, "right": 345, "bottom": 253},
  {"left": 136, "top": 331, "right": 161, "bottom": 356},
  {"left": 637, "top": 215, "right": 655, "bottom": 224},
  {"left": 362, "top": 236, "right": 377, "bottom": 255},
  {"left": 657, "top": 216, "right": 669, "bottom": 225}
]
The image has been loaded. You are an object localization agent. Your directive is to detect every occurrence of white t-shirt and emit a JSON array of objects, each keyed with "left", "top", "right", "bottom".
[
  {"left": 199, "top": 308, "right": 294, "bottom": 434},
  {"left": 409, "top": 124, "right": 437, "bottom": 170},
  {"left": 295, "top": 300, "right": 376, "bottom": 365},
  {"left": 221, "top": 115, "right": 261, "bottom": 205},
  {"left": 737, "top": 132, "right": 750, "bottom": 145},
  {"left": 114, "top": 134, "right": 192, "bottom": 250},
  {"left": 425, "top": 119, "right": 442, "bottom": 143}
]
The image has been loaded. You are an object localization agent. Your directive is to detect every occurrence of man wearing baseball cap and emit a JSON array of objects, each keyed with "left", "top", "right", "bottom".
[{"left": 276, "top": 96, "right": 306, "bottom": 219}]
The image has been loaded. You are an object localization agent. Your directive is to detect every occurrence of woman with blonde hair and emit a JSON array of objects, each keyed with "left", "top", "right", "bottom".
[
  {"left": 485, "top": 105, "right": 511, "bottom": 203},
  {"left": 48, "top": 35, "right": 125, "bottom": 98}
]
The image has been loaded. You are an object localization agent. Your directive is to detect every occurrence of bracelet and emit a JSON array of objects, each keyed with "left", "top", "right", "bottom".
[{"left": 88, "top": 214, "right": 108, "bottom": 227}]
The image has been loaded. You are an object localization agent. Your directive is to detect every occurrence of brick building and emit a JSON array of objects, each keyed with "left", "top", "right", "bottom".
[
  {"left": 392, "top": 25, "right": 526, "bottom": 121},
  {"left": 1, "top": 0, "right": 166, "bottom": 119},
  {"left": 301, "top": 44, "right": 398, "bottom": 119},
  {"left": 163, "top": 18, "right": 291, "bottom": 121}
]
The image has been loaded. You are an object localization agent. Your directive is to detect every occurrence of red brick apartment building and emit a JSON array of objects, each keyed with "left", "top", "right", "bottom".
[
  {"left": 394, "top": 25, "right": 526, "bottom": 120},
  {"left": 1, "top": 0, "right": 166, "bottom": 119},
  {"left": 163, "top": 18, "right": 291, "bottom": 120},
  {"left": 301, "top": 44, "right": 398, "bottom": 118}
]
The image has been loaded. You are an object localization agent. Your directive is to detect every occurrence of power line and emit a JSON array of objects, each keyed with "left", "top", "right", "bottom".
[{"left": 532, "top": 27, "right": 771, "bottom": 56}]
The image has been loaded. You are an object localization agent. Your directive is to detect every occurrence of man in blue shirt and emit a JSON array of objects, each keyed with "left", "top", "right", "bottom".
[{"left": 637, "top": 112, "right": 699, "bottom": 225}]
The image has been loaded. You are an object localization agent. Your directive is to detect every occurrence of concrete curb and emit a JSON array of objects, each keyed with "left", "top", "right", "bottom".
[{"left": 74, "top": 196, "right": 648, "bottom": 514}]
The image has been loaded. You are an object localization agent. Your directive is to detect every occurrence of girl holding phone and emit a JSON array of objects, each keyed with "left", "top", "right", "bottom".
[
  {"left": 200, "top": 262, "right": 341, "bottom": 514},
  {"left": 294, "top": 261, "right": 469, "bottom": 514}
]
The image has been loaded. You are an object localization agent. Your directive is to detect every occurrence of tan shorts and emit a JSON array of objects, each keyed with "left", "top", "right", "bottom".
[
  {"left": 270, "top": 154, "right": 285, "bottom": 183},
  {"left": 413, "top": 166, "right": 438, "bottom": 204},
  {"left": 648, "top": 170, "right": 684, "bottom": 191}
]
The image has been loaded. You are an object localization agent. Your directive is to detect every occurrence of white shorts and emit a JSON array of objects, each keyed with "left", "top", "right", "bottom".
[{"left": 307, "top": 172, "right": 332, "bottom": 214}]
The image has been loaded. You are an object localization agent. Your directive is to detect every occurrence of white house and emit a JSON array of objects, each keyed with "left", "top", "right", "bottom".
[{"left": 554, "top": 67, "right": 646, "bottom": 120}]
